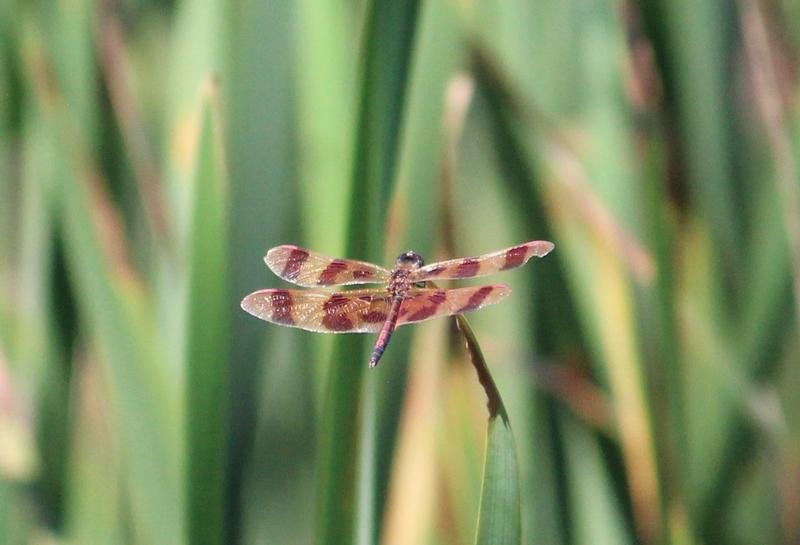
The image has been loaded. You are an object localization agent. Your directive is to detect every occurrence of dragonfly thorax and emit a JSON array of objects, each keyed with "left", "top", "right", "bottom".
[
  {"left": 388, "top": 269, "right": 413, "bottom": 296},
  {"left": 390, "top": 252, "right": 424, "bottom": 296}
]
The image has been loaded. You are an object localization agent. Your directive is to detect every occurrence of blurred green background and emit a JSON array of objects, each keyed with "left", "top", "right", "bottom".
[{"left": 2, "top": 0, "right": 800, "bottom": 544}]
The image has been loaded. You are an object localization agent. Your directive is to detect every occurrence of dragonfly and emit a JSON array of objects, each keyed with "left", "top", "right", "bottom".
[{"left": 241, "top": 240, "right": 555, "bottom": 368}]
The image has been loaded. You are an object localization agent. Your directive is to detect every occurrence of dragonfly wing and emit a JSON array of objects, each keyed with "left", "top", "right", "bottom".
[
  {"left": 409, "top": 240, "right": 554, "bottom": 282},
  {"left": 397, "top": 285, "right": 511, "bottom": 326},
  {"left": 241, "top": 288, "right": 392, "bottom": 333},
  {"left": 265, "top": 245, "right": 392, "bottom": 287}
]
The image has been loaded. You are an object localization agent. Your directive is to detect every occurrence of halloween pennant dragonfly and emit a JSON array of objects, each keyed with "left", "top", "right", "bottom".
[{"left": 241, "top": 240, "right": 555, "bottom": 368}]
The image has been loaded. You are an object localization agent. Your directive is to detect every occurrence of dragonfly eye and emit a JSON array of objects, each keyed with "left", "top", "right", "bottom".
[{"left": 396, "top": 251, "right": 425, "bottom": 269}]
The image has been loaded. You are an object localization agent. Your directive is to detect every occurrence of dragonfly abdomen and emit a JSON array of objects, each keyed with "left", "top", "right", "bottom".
[{"left": 369, "top": 296, "right": 403, "bottom": 368}]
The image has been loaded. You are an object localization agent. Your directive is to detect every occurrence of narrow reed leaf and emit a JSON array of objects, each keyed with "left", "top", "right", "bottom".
[
  {"left": 470, "top": 53, "right": 574, "bottom": 545},
  {"left": 370, "top": 3, "right": 462, "bottom": 529},
  {"left": 57, "top": 142, "right": 182, "bottom": 545},
  {"left": 455, "top": 315, "right": 521, "bottom": 545},
  {"left": 472, "top": 33, "right": 663, "bottom": 543},
  {"left": 295, "top": 0, "right": 355, "bottom": 254},
  {"left": 0, "top": 480, "right": 28, "bottom": 544},
  {"left": 656, "top": 0, "right": 741, "bottom": 282},
  {"left": 22, "top": 25, "right": 181, "bottom": 544},
  {"left": 8, "top": 0, "right": 800, "bottom": 544},
  {"left": 16, "top": 113, "right": 65, "bottom": 509},
  {"left": 184, "top": 85, "right": 229, "bottom": 545},
  {"left": 562, "top": 417, "right": 633, "bottom": 545},
  {"left": 225, "top": 0, "right": 298, "bottom": 540},
  {"left": 316, "top": 2, "right": 421, "bottom": 544},
  {"left": 64, "top": 361, "right": 124, "bottom": 545}
]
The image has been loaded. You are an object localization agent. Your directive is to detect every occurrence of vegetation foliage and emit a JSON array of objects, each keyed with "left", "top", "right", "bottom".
[{"left": 1, "top": 0, "right": 799, "bottom": 544}]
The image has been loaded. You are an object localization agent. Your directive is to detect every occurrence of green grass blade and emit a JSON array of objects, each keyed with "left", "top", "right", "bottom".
[
  {"left": 0, "top": 480, "right": 28, "bottom": 544},
  {"left": 477, "top": 419, "right": 521, "bottom": 545},
  {"left": 471, "top": 24, "right": 667, "bottom": 538},
  {"left": 315, "top": 2, "right": 421, "bottom": 544},
  {"left": 295, "top": 0, "right": 355, "bottom": 254},
  {"left": 368, "top": 1, "right": 462, "bottom": 534},
  {"left": 454, "top": 315, "right": 520, "bottom": 545},
  {"left": 15, "top": 106, "right": 65, "bottom": 525},
  {"left": 294, "top": 0, "right": 355, "bottom": 428},
  {"left": 693, "top": 172, "right": 796, "bottom": 539},
  {"left": 57, "top": 125, "right": 182, "bottom": 545},
  {"left": 469, "top": 60, "right": 573, "bottom": 545},
  {"left": 22, "top": 25, "right": 181, "bottom": 545},
  {"left": 655, "top": 0, "right": 741, "bottom": 282},
  {"left": 65, "top": 363, "right": 124, "bottom": 545},
  {"left": 225, "top": 0, "right": 299, "bottom": 540},
  {"left": 562, "top": 417, "right": 633, "bottom": 545},
  {"left": 8, "top": 0, "right": 800, "bottom": 543},
  {"left": 184, "top": 86, "right": 229, "bottom": 545}
]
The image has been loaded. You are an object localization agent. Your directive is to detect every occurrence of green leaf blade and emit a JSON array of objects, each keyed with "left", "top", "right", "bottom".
[
  {"left": 315, "top": 1, "right": 422, "bottom": 545},
  {"left": 476, "top": 417, "right": 521, "bottom": 545},
  {"left": 184, "top": 88, "right": 229, "bottom": 545},
  {"left": 455, "top": 315, "right": 521, "bottom": 545}
]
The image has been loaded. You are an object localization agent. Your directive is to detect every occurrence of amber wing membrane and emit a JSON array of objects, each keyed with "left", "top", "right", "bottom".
[
  {"left": 240, "top": 288, "right": 392, "bottom": 333},
  {"left": 397, "top": 285, "right": 511, "bottom": 326},
  {"left": 265, "top": 245, "right": 392, "bottom": 287},
  {"left": 409, "top": 240, "right": 554, "bottom": 282}
]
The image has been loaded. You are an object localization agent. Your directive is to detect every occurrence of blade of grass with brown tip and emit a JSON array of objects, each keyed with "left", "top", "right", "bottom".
[{"left": 454, "top": 315, "right": 521, "bottom": 545}]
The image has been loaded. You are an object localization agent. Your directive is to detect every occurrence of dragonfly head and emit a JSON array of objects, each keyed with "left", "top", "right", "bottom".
[{"left": 395, "top": 251, "right": 425, "bottom": 270}]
